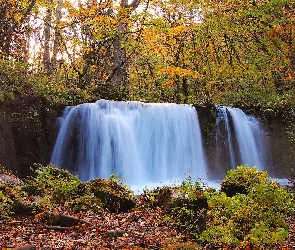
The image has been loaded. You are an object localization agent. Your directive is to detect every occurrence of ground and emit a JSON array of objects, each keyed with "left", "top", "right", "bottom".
[
  {"left": 1, "top": 207, "right": 295, "bottom": 250},
  {"left": 0, "top": 206, "right": 200, "bottom": 250}
]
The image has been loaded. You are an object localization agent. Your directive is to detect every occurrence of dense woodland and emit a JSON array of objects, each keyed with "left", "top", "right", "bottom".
[
  {"left": 2, "top": 0, "right": 295, "bottom": 249},
  {"left": 1, "top": 0, "right": 295, "bottom": 107}
]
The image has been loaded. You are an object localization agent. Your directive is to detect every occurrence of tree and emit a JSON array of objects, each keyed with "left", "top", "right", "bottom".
[
  {"left": 109, "top": 0, "right": 141, "bottom": 86},
  {"left": 0, "top": 0, "right": 36, "bottom": 59}
]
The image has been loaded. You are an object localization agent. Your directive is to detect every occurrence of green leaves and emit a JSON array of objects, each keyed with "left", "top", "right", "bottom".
[
  {"left": 201, "top": 165, "right": 295, "bottom": 248},
  {"left": 220, "top": 165, "right": 272, "bottom": 196}
]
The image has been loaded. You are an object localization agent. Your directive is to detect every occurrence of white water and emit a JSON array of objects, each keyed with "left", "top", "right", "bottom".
[
  {"left": 51, "top": 101, "right": 268, "bottom": 192},
  {"left": 216, "top": 106, "right": 236, "bottom": 169},
  {"left": 216, "top": 106, "right": 266, "bottom": 170},
  {"left": 51, "top": 100, "right": 208, "bottom": 186}
]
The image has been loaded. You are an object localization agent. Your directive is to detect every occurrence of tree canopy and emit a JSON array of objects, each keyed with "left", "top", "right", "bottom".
[{"left": 1, "top": 0, "right": 295, "bottom": 107}]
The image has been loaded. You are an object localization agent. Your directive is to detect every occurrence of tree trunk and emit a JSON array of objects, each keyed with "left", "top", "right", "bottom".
[
  {"left": 111, "top": 22, "right": 127, "bottom": 86},
  {"left": 50, "top": 0, "right": 63, "bottom": 75},
  {"left": 43, "top": 1, "right": 53, "bottom": 74},
  {"left": 110, "top": 0, "right": 140, "bottom": 86}
]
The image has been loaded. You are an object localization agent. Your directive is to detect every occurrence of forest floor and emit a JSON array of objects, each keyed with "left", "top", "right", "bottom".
[
  {"left": 1, "top": 202, "right": 295, "bottom": 250},
  {"left": 0, "top": 203, "right": 200, "bottom": 250},
  {"left": 1, "top": 168, "right": 295, "bottom": 250}
]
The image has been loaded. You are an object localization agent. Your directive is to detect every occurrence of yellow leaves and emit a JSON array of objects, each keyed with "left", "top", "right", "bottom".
[
  {"left": 13, "top": 12, "right": 23, "bottom": 22},
  {"left": 159, "top": 66, "right": 202, "bottom": 79},
  {"left": 187, "top": 49, "right": 197, "bottom": 54},
  {"left": 168, "top": 25, "right": 189, "bottom": 37}
]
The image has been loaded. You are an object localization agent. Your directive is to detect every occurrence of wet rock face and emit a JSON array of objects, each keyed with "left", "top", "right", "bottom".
[
  {"left": 0, "top": 108, "right": 18, "bottom": 173},
  {"left": 0, "top": 96, "right": 60, "bottom": 178}
]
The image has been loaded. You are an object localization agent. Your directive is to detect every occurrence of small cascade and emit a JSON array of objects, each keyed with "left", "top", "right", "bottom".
[
  {"left": 51, "top": 100, "right": 208, "bottom": 185},
  {"left": 216, "top": 106, "right": 236, "bottom": 170},
  {"left": 216, "top": 106, "right": 266, "bottom": 171}
]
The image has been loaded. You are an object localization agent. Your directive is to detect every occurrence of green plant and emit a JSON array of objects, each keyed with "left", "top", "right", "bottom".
[
  {"left": 220, "top": 165, "right": 272, "bottom": 196},
  {"left": 87, "top": 177, "right": 136, "bottom": 213},
  {"left": 0, "top": 181, "right": 27, "bottom": 218},
  {"left": 145, "top": 177, "right": 209, "bottom": 237},
  {"left": 71, "top": 194, "right": 103, "bottom": 213},
  {"left": 170, "top": 179, "right": 208, "bottom": 236},
  {"left": 22, "top": 164, "right": 87, "bottom": 205},
  {"left": 200, "top": 169, "right": 295, "bottom": 248},
  {"left": 0, "top": 188, "right": 14, "bottom": 218}
]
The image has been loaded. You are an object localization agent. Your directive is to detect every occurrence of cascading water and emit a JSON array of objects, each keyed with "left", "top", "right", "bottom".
[
  {"left": 216, "top": 106, "right": 266, "bottom": 171},
  {"left": 51, "top": 100, "right": 208, "bottom": 186},
  {"left": 216, "top": 106, "right": 236, "bottom": 171}
]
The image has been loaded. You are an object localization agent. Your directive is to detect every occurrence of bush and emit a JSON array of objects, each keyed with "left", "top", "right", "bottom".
[
  {"left": 220, "top": 165, "right": 271, "bottom": 197},
  {"left": 200, "top": 168, "right": 295, "bottom": 248},
  {"left": 21, "top": 165, "right": 136, "bottom": 213},
  {"left": 170, "top": 178, "right": 208, "bottom": 236},
  {"left": 22, "top": 164, "right": 87, "bottom": 204},
  {"left": 72, "top": 195, "right": 103, "bottom": 213},
  {"left": 0, "top": 183, "right": 15, "bottom": 218},
  {"left": 143, "top": 177, "right": 208, "bottom": 237},
  {"left": 140, "top": 186, "right": 175, "bottom": 210},
  {"left": 86, "top": 176, "right": 136, "bottom": 213},
  {"left": 0, "top": 177, "right": 38, "bottom": 217}
]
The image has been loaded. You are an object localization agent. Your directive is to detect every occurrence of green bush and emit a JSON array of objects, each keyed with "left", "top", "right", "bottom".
[
  {"left": 140, "top": 186, "right": 175, "bottom": 210},
  {"left": 21, "top": 165, "right": 137, "bottom": 213},
  {"left": 220, "top": 165, "right": 271, "bottom": 197},
  {"left": 22, "top": 164, "right": 87, "bottom": 204},
  {"left": 200, "top": 169, "right": 295, "bottom": 248},
  {"left": 143, "top": 177, "right": 208, "bottom": 237},
  {"left": 0, "top": 180, "right": 38, "bottom": 217},
  {"left": 0, "top": 184, "right": 15, "bottom": 218},
  {"left": 86, "top": 176, "right": 136, "bottom": 213},
  {"left": 170, "top": 178, "right": 208, "bottom": 236},
  {"left": 71, "top": 194, "right": 103, "bottom": 213}
]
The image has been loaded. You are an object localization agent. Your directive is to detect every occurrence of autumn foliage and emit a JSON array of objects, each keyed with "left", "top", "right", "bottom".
[{"left": 0, "top": 0, "right": 294, "bottom": 108}]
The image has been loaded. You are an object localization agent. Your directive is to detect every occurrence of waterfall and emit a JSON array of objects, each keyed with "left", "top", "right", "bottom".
[
  {"left": 216, "top": 106, "right": 236, "bottom": 170},
  {"left": 51, "top": 100, "right": 208, "bottom": 185},
  {"left": 216, "top": 106, "right": 266, "bottom": 170}
]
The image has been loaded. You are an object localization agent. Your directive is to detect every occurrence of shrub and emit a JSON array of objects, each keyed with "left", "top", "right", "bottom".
[
  {"left": 220, "top": 165, "right": 271, "bottom": 197},
  {"left": 0, "top": 183, "right": 15, "bottom": 218},
  {"left": 21, "top": 165, "right": 136, "bottom": 213},
  {"left": 86, "top": 176, "right": 136, "bottom": 213},
  {"left": 200, "top": 169, "right": 295, "bottom": 248},
  {"left": 0, "top": 179, "right": 38, "bottom": 217},
  {"left": 22, "top": 164, "right": 87, "bottom": 204},
  {"left": 72, "top": 195, "right": 103, "bottom": 213},
  {"left": 170, "top": 177, "right": 208, "bottom": 236},
  {"left": 140, "top": 186, "right": 175, "bottom": 210},
  {"left": 144, "top": 177, "right": 208, "bottom": 237}
]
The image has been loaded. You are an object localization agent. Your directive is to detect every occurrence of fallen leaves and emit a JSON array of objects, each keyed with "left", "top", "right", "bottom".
[{"left": 0, "top": 205, "right": 193, "bottom": 249}]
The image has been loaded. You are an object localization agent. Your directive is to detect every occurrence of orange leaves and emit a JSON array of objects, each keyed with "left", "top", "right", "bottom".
[
  {"left": 269, "top": 24, "right": 295, "bottom": 37},
  {"left": 285, "top": 71, "right": 295, "bottom": 82},
  {"left": 0, "top": 207, "right": 187, "bottom": 249},
  {"left": 162, "top": 79, "right": 175, "bottom": 87}
]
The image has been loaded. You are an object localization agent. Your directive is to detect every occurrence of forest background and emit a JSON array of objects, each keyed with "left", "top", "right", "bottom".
[
  {"left": 0, "top": 0, "right": 295, "bottom": 178},
  {"left": 1, "top": 0, "right": 295, "bottom": 107}
]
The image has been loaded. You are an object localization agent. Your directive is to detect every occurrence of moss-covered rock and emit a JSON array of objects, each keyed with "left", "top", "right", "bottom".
[
  {"left": 87, "top": 178, "right": 136, "bottom": 213},
  {"left": 72, "top": 195, "right": 103, "bottom": 213}
]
